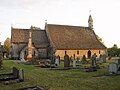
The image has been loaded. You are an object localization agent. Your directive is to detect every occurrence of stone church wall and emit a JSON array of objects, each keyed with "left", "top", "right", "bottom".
[
  {"left": 55, "top": 49, "right": 107, "bottom": 60},
  {"left": 10, "top": 43, "right": 27, "bottom": 59},
  {"left": 38, "top": 48, "right": 48, "bottom": 58}
]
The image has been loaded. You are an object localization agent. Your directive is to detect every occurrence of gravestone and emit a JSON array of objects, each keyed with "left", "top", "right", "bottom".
[
  {"left": 51, "top": 54, "right": 56, "bottom": 65},
  {"left": 102, "top": 54, "right": 106, "bottom": 63},
  {"left": 99, "top": 54, "right": 103, "bottom": 65},
  {"left": 20, "top": 52, "right": 25, "bottom": 62},
  {"left": 91, "top": 53, "right": 97, "bottom": 67},
  {"left": 55, "top": 56, "right": 60, "bottom": 66},
  {"left": 70, "top": 56, "right": 73, "bottom": 62},
  {"left": 64, "top": 52, "right": 70, "bottom": 67},
  {"left": 86, "top": 53, "right": 98, "bottom": 72},
  {"left": 82, "top": 55, "right": 86, "bottom": 64},
  {"left": 57, "top": 55, "right": 60, "bottom": 64},
  {"left": 109, "top": 62, "right": 118, "bottom": 74},
  {"left": 19, "top": 69, "right": 24, "bottom": 82},
  {"left": 31, "top": 55, "right": 35, "bottom": 64},
  {"left": 115, "top": 59, "right": 120, "bottom": 71},
  {"left": 0, "top": 67, "right": 19, "bottom": 83},
  {"left": 73, "top": 60, "right": 76, "bottom": 67}
]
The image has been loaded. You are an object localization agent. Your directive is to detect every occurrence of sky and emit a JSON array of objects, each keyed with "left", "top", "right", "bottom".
[{"left": 0, "top": 0, "right": 120, "bottom": 48}]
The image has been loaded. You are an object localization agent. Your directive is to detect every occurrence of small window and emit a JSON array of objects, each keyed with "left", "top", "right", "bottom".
[
  {"left": 34, "top": 51, "right": 35, "bottom": 55},
  {"left": 65, "top": 51, "right": 67, "bottom": 54},
  {"left": 88, "top": 50, "right": 91, "bottom": 58},
  {"left": 99, "top": 50, "right": 101, "bottom": 54},
  {"left": 77, "top": 50, "right": 79, "bottom": 55}
]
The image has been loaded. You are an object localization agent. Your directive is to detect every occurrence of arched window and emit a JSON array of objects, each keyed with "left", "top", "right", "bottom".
[
  {"left": 87, "top": 50, "right": 91, "bottom": 58},
  {"left": 99, "top": 50, "right": 101, "bottom": 54},
  {"left": 77, "top": 50, "right": 79, "bottom": 55},
  {"left": 34, "top": 51, "right": 35, "bottom": 55}
]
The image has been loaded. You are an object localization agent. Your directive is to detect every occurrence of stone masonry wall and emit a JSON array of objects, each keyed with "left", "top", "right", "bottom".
[{"left": 55, "top": 49, "right": 106, "bottom": 60}]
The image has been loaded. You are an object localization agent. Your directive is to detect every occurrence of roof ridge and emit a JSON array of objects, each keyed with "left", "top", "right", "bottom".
[
  {"left": 12, "top": 28, "right": 44, "bottom": 31},
  {"left": 12, "top": 27, "right": 30, "bottom": 30},
  {"left": 47, "top": 24, "right": 88, "bottom": 28}
]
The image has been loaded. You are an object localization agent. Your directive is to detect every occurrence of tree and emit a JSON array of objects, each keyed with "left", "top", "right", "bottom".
[
  {"left": 113, "top": 44, "right": 118, "bottom": 49},
  {"left": 30, "top": 25, "right": 40, "bottom": 30},
  {"left": 96, "top": 35, "right": 104, "bottom": 44},
  {"left": 4, "top": 38, "right": 11, "bottom": 53},
  {"left": 107, "top": 44, "right": 120, "bottom": 57}
]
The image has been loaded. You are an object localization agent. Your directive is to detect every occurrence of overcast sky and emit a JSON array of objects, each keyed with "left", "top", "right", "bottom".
[{"left": 0, "top": 0, "right": 120, "bottom": 48}]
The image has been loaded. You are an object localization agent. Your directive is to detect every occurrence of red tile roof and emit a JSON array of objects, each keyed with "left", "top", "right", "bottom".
[
  {"left": 11, "top": 28, "right": 49, "bottom": 48},
  {"left": 46, "top": 24, "right": 106, "bottom": 50}
]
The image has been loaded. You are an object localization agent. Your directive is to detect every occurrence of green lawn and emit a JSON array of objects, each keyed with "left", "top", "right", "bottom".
[{"left": 0, "top": 58, "right": 120, "bottom": 90}]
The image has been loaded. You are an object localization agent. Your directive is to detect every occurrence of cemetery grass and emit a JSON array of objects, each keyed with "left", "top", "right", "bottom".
[{"left": 0, "top": 58, "right": 120, "bottom": 90}]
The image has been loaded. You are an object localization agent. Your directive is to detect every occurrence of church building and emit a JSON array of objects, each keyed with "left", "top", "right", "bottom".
[{"left": 10, "top": 15, "right": 107, "bottom": 60}]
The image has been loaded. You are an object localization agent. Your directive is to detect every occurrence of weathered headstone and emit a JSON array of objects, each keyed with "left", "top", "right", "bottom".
[
  {"left": 70, "top": 56, "right": 73, "bottom": 62},
  {"left": 76, "top": 57, "right": 80, "bottom": 63},
  {"left": 19, "top": 69, "right": 24, "bottom": 82},
  {"left": 91, "top": 53, "right": 97, "bottom": 67},
  {"left": 51, "top": 54, "right": 56, "bottom": 65},
  {"left": 31, "top": 55, "right": 35, "bottom": 64},
  {"left": 73, "top": 60, "right": 76, "bottom": 67},
  {"left": 109, "top": 62, "right": 118, "bottom": 74},
  {"left": 57, "top": 55, "right": 60, "bottom": 64},
  {"left": 115, "top": 59, "right": 120, "bottom": 71},
  {"left": 64, "top": 52, "right": 70, "bottom": 67},
  {"left": 55, "top": 55, "right": 60, "bottom": 66},
  {"left": 102, "top": 54, "right": 106, "bottom": 63},
  {"left": 86, "top": 53, "right": 98, "bottom": 72},
  {"left": 82, "top": 55, "right": 86, "bottom": 64},
  {"left": 72, "top": 54, "right": 76, "bottom": 67},
  {"left": 99, "top": 54, "right": 102, "bottom": 65},
  {"left": 20, "top": 52, "right": 26, "bottom": 62}
]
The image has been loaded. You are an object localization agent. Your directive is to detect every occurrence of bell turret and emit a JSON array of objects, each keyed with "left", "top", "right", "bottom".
[{"left": 88, "top": 14, "right": 93, "bottom": 30}]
